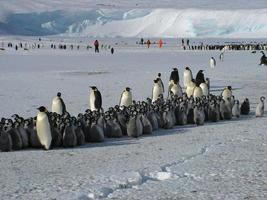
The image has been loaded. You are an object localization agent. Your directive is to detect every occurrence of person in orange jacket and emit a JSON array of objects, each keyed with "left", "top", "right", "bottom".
[{"left": 158, "top": 39, "right": 163, "bottom": 48}]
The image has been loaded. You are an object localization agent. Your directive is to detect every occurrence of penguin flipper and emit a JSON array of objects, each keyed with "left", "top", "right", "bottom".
[
  {"left": 119, "top": 92, "right": 123, "bottom": 106},
  {"left": 60, "top": 98, "right": 66, "bottom": 114}
]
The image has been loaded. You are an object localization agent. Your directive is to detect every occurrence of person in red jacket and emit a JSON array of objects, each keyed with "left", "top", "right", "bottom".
[{"left": 94, "top": 40, "right": 99, "bottom": 53}]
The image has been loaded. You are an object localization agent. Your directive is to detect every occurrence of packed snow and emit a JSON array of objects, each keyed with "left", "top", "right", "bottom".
[{"left": 0, "top": 37, "right": 267, "bottom": 199}]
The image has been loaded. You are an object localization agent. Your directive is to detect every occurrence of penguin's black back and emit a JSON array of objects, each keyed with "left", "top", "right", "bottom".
[
  {"left": 195, "top": 71, "right": 205, "bottom": 86},
  {"left": 94, "top": 90, "right": 102, "bottom": 109},
  {"left": 59, "top": 98, "right": 66, "bottom": 114},
  {"left": 170, "top": 70, "right": 179, "bottom": 83}
]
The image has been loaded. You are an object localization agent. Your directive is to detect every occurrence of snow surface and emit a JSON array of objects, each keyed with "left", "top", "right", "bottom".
[
  {"left": 0, "top": 0, "right": 267, "bottom": 37},
  {"left": 0, "top": 37, "right": 267, "bottom": 199}
]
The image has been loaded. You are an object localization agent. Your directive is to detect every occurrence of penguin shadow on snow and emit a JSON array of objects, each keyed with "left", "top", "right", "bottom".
[
  {"left": 74, "top": 137, "right": 139, "bottom": 149},
  {"left": 140, "top": 128, "right": 188, "bottom": 138}
]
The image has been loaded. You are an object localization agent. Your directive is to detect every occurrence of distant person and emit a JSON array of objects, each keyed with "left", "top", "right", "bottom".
[
  {"left": 140, "top": 38, "right": 144, "bottom": 45},
  {"left": 182, "top": 39, "right": 184, "bottom": 46},
  {"left": 111, "top": 47, "right": 114, "bottom": 54},
  {"left": 94, "top": 40, "right": 99, "bottom": 53},
  {"left": 147, "top": 39, "right": 151, "bottom": 48},
  {"left": 158, "top": 39, "right": 163, "bottom": 48}
]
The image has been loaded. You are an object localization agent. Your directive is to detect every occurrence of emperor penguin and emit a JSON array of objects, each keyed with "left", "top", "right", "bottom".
[
  {"left": 157, "top": 73, "right": 165, "bottom": 93},
  {"left": 186, "top": 79, "right": 196, "bottom": 98},
  {"left": 222, "top": 86, "right": 232, "bottom": 101},
  {"left": 195, "top": 70, "right": 205, "bottom": 86},
  {"left": 199, "top": 82, "right": 209, "bottom": 96},
  {"left": 36, "top": 106, "right": 52, "bottom": 150},
  {"left": 183, "top": 67, "right": 193, "bottom": 88},
  {"left": 219, "top": 52, "right": 224, "bottom": 61},
  {"left": 89, "top": 86, "right": 102, "bottom": 111},
  {"left": 52, "top": 92, "right": 66, "bottom": 115},
  {"left": 169, "top": 68, "right": 179, "bottom": 91},
  {"left": 194, "top": 105, "right": 205, "bottom": 125},
  {"left": 255, "top": 96, "right": 265, "bottom": 117},
  {"left": 232, "top": 100, "right": 240, "bottom": 118},
  {"left": 0, "top": 127, "right": 13, "bottom": 152},
  {"left": 205, "top": 78, "right": 210, "bottom": 90},
  {"left": 240, "top": 98, "right": 250, "bottom": 115},
  {"left": 209, "top": 57, "right": 216, "bottom": 68},
  {"left": 152, "top": 78, "right": 164, "bottom": 103},
  {"left": 119, "top": 87, "right": 133, "bottom": 107}
]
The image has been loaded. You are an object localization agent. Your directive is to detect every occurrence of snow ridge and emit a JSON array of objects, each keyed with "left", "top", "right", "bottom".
[{"left": 1, "top": 9, "right": 267, "bottom": 38}]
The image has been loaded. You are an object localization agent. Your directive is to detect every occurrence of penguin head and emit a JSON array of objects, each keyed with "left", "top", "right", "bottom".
[
  {"left": 153, "top": 79, "right": 158, "bottom": 83},
  {"left": 185, "top": 67, "right": 190, "bottom": 70},
  {"left": 125, "top": 87, "right": 131, "bottom": 92},
  {"left": 173, "top": 67, "right": 178, "bottom": 71},
  {"left": 37, "top": 106, "right": 47, "bottom": 112},
  {"left": 260, "top": 96, "right": 265, "bottom": 101},
  {"left": 90, "top": 86, "right": 98, "bottom": 91},
  {"left": 157, "top": 73, "right": 161, "bottom": 77},
  {"left": 57, "top": 92, "right": 61, "bottom": 97},
  {"left": 227, "top": 86, "right": 232, "bottom": 90}
]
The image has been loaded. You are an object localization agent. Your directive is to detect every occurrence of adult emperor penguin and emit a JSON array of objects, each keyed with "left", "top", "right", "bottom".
[
  {"left": 209, "top": 57, "right": 216, "bottom": 68},
  {"left": 36, "top": 106, "right": 52, "bottom": 150},
  {"left": 119, "top": 87, "right": 133, "bottom": 107},
  {"left": 157, "top": 73, "right": 165, "bottom": 93},
  {"left": 195, "top": 70, "right": 205, "bottom": 86},
  {"left": 222, "top": 86, "right": 232, "bottom": 101},
  {"left": 89, "top": 86, "right": 102, "bottom": 111},
  {"left": 152, "top": 78, "right": 164, "bottom": 103},
  {"left": 255, "top": 96, "right": 265, "bottom": 117},
  {"left": 183, "top": 67, "right": 193, "bottom": 88},
  {"left": 52, "top": 92, "right": 66, "bottom": 115},
  {"left": 169, "top": 68, "right": 179, "bottom": 91}
]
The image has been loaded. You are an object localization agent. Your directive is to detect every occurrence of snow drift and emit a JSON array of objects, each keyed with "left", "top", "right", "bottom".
[{"left": 1, "top": 8, "right": 267, "bottom": 38}]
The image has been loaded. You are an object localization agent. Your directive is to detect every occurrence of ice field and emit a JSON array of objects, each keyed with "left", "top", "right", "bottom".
[
  {"left": 0, "top": 37, "right": 267, "bottom": 199},
  {"left": 1, "top": 0, "right": 267, "bottom": 37}
]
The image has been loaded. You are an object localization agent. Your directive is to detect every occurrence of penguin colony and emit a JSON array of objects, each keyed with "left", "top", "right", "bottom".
[{"left": 0, "top": 68, "right": 265, "bottom": 152}]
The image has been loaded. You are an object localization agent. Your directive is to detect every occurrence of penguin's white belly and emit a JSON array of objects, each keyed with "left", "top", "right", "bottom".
[
  {"left": 170, "top": 84, "right": 182, "bottom": 97},
  {"left": 36, "top": 113, "right": 52, "bottom": 150},
  {"left": 120, "top": 92, "right": 132, "bottom": 107},
  {"left": 152, "top": 85, "right": 163, "bottom": 102},
  {"left": 193, "top": 87, "right": 203, "bottom": 99},
  {"left": 186, "top": 85, "right": 196, "bottom": 97},
  {"left": 183, "top": 71, "right": 192, "bottom": 88},
  {"left": 210, "top": 59, "right": 215, "bottom": 68},
  {"left": 52, "top": 98, "right": 63, "bottom": 115},
  {"left": 89, "top": 93, "right": 96, "bottom": 111},
  {"left": 222, "top": 89, "right": 232, "bottom": 101},
  {"left": 256, "top": 103, "right": 264, "bottom": 117},
  {"left": 200, "top": 83, "right": 209, "bottom": 96}
]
